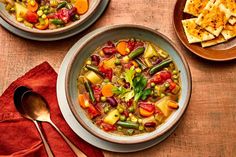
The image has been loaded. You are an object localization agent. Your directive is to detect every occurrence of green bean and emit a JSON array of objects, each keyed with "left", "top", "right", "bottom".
[
  {"left": 57, "top": 1, "right": 67, "bottom": 10},
  {"left": 117, "top": 121, "right": 139, "bottom": 129},
  {"left": 149, "top": 59, "right": 172, "bottom": 75},
  {"left": 84, "top": 78, "right": 96, "bottom": 103},
  {"left": 128, "top": 47, "right": 145, "bottom": 59},
  {"left": 50, "top": 19, "right": 64, "bottom": 25},
  {"left": 85, "top": 65, "right": 104, "bottom": 77},
  {"left": 134, "top": 58, "right": 147, "bottom": 70}
]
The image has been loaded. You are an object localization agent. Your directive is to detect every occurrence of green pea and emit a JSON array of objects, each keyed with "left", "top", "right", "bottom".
[
  {"left": 104, "top": 79, "right": 110, "bottom": 83},
  {"left": 164, "top": 82, "right": 170, "bottom": 88},
  {"left": 139, "top": 125, "right": 144, "bottom": 131},
  {"left": 104, "top": 106, "right": 110, "bottom": 113},
  {"left": 119, "top": 115, "right": 126, "bottom": 121},
  {"left": 115, "top": 59, "right": 121, "bottom": 65}
]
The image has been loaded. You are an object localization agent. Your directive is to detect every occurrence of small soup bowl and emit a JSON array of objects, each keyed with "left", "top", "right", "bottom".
[
  {"left": 0, "top": 0, "right": 101, "bottom": 35},
  {"left": 65, "top": 24, "right": 192, "bottom": 144}
]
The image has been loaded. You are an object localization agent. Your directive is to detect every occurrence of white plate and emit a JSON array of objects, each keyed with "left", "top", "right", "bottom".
[
  {"left": 56, "top": 27, "right": 181, "bottom": 153},
  {"left": 0, "top": 0, "right": 109, "bottom": 41}
]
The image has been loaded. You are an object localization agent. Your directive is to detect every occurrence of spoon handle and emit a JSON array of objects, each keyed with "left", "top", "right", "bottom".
[
  {"left": 48, "top": 120, "right": 87, "bottom": 157},
  {"left": 34, "top": 121, "right": 54, "bottom": 157}
]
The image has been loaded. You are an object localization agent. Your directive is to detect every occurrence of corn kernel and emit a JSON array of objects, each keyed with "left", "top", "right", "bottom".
[
  {"left": 41, "top": 14, "right": 47, "bottom": 19},
  {"left": 138, "top": 119, "right": 142, "bottom": 124},
  {"left": 37, "top": 10, "right": 43, "bottom": 16},
  {"left": 122, "top": 56, "right": 129, "bottom": 63},
  {"left": 86, "top": 60, "right": 92, "bottom": 65},
  {"left": 16, "top": 17, "right": 24, "bottom": 22},
  {"left": 99, "top": 50, "right": 105, "bottom": 57},
  {"left": 30, "top": 0, "right": 36, "bottom": 6},
  {"left": 135, "top": 68, "right": 141, "bottom": 73},
  {"left": 131, "top": 116, "right": 138, "bottom": 123},
  {"left": 125, "top": 48, "right": 130, "bottom": 53}
]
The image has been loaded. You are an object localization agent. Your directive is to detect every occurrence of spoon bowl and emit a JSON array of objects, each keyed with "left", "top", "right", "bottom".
[
  {"left": 14, "top": 86, "right": 54, "bottom": 157},
  {"left": 20, "top": 89, "right": 86, "bottom": 157}
]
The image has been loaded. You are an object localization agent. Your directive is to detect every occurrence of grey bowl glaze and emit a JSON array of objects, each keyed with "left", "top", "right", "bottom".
[{"left": 65, "top": 24, "right": 192, "bottom": 144}]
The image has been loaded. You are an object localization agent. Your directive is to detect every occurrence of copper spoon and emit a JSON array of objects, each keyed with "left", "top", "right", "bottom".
[
  {"left": 14, "top": 86, "right": 54, "bottom": 157},
  {"left": 20, "top": 89, "right": 87, "bottom": 157}
]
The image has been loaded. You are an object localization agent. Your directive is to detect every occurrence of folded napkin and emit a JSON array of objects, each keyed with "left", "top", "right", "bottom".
[{"left": 0, "top": 62, "right": 104, "bottom": 157}]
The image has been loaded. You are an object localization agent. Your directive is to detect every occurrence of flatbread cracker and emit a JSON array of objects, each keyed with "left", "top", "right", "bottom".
[
  {"left": 196, "top": 0, "right": 232, "bottom": 36},
  {"left": 183, "top": 0, "right": 214, "bottom": 16},
  {"left": 220, "top": 0, "right": 236, "bottom": 17},
  {"left": 201, "top": 34, "right": 226, "bottom": 47},
  {"left": 182, "top": 18, "right": 215, "bottom": 43},
  {"left": 229, "top": 16, "right": 236, "bottom": 25},
  {"left": 221, "top": 23, "right": 236, "bottom": 40}
]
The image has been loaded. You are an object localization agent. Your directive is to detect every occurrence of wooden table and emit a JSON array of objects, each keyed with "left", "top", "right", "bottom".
[{"left": 1, "top": 0, "right": 236, "bottom": 156}]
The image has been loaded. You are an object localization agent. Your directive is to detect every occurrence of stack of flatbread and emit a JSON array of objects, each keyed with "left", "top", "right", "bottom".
[{"left": 182, "top": 0, "right": 236, "bottom": 47}]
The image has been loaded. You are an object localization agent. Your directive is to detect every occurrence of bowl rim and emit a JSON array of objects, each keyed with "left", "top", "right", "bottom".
[
  {"left": 65, "top": 24, "right": 192, "bottom": 144},
  {"left": 0, "top": 0, "right": 101, "bottom": 34}
]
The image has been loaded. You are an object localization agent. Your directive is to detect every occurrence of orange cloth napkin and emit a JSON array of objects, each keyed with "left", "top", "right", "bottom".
[{"left": 0, "top": 62, "right": 104, "bottom": 157}]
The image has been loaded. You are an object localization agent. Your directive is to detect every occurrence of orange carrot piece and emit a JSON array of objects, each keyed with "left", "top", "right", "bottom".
[
  {"left": 27, "top": 1, "right": 39, "bottom": 12},
  {"left": 101, "top": 84, "right": 114, "bottom": 97},
  {"left": 78, "top": 93, "right": 90, "bottom": 108},
  {"left": 139, "top": 108, "right": 154, "bottom": 117},
  {"left": 75, "top": 0, "right": 89, "bottom": 15},
  {"left": 116, "top": 41, "right": 129, "bottom": 55}
]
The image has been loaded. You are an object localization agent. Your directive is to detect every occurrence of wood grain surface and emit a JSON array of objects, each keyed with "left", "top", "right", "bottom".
[{"left": 0, "top": 0, "right": 236, "bottom": 156}]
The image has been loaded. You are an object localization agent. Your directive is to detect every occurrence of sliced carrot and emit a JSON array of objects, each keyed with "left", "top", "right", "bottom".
[
  {"left": 116, "top": 41, "right": 129, "bottom": 55},
  {"left": 75, "top": 0, "right": 89, "bottom": 15},
  {"left": 167, "top": 101, "right": 179, "bottom": 109},
  {"left": 35, "top": 18, "right": 49, "bottom": 30},
  {"left": 101, "top": 84, "right": 114, "bottom": 97},
  {"left": 139, "top": 107, "right": 154, "bottom": 117},
  {"left": 78, "top": 93, "right": 90, "bottom": 108},
  {"left": 27, "top": 1, "right": 39, "bottom": 12}
]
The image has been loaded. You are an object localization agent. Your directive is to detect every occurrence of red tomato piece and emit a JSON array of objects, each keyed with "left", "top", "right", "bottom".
[
  {"left": 139, "top": 102, "right": 155, "bottom": 112},
  {"left": 25, "top": 11, "right": 38, "bottom": 23},
  {"left": 99, "top": 65, "right": 113, "bottom": 81},
  {"left": 151, "top": 71, "right": 172, "bottom": 84},
  {"left": 87, "top": 105, "right": 100, "bottom": 119},
  {"left": 166, "top": 79, "right": 176, "bottom": 91}
]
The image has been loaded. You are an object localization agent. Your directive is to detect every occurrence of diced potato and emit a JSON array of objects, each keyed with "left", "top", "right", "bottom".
[
  {"left": 104, "top": 109, "right": 120, "bottom": 125},
  {"left": 157, "top": 49, "right": 169, "bottom": 59},
  {"left": 103, "top": 57, "right": 116, "bottom": 69},
  {"left": 144, "top": 58, "right": 152, "bottom": 67},
  {"left": 155, "top": 97, "right": 172, "bottom": 117},
  {"left": 15, "top": 2, "right": 28, "bottom": 19},
  {"left": 155, "top": 114, "right": 165, "bottom": 123},
  {"left": 144, "top": 44, "right": 159, "bottom": 58},
  {"left": 172, "top": 84, "right": 180, "bottom": 94},
  {"left": 84, "top": 71, "right": 103, "bottom": 84}
]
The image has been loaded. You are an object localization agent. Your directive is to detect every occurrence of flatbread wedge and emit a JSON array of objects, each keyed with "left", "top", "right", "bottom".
[
  {"left": 229, "top": 16, "right": 236, "bottom": 25},
  {"left": 182, "top": 18, "right": 215, "bottom": 43},
  {"left": 196, "top": 0, "right": 232, "bottom": 36},
  {"left": 183, "top": 0, "right": 214, "bottom": 16},
  {"left": 220, "top": 0, "right": 236, "bottom": 17},
  {"left": 221, "top": 23, "right": 236, "bottom": 40},
  {"left": 201, "top": 34, "right": 226, "bottom": 47}
]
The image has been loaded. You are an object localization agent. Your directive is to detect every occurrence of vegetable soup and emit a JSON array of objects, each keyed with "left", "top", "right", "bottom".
[{"left": 77, "top": 39, "right": 181, "bottom": 136}]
